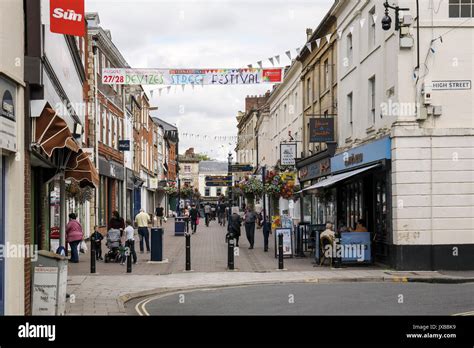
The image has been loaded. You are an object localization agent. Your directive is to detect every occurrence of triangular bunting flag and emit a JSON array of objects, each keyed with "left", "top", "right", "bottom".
[
  {"left": 296, "top": 47, "right": 301, "bottom": 55},
  {"left": 285, "top": 50, "right": 291, "bottom": 60},
  {"left": 192, "top": 84, "right": 195, "bottom": 90},
  {"left": 167, "top": 86, "right": 171, "bottom": 94},
  {"left": 306, "top": 42, "right": 312, "bottom": 52},
  {"left": 372, "top": 14, "right": 377, "bottom": 24},
  {"left": 338, "top": 29, "right": 343, "bottom": 39},
  {"left": 150, "top": 90, "right": 154, "bottom": 98},
  {"left": 247, "top": 64, "right": 253, "bottom": 68},
  {"left": 326, "top": 33, "right": 332, "bottom": 43},
  {"left": 275, "top": 55, "right": 280, "bottom": 64},
  {"left": 268, "top": 57, "right": 274, "bottom": 66},
  {"left": 181, "top": 84, "right": 185, "bottom": 92},
  {"left": 315, "top": 38, "right": 321, "bottom": 48},
  {"left": 360, "top": 18, "right": 366, "bottom": 28},
  {"left": 257, "top": 61, "right": 263, "bottom": 68}
]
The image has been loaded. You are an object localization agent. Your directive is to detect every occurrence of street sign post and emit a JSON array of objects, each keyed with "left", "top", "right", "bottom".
[
  {"left": 205, "top": 175, "right": 232, "bottom": 187},
  {"left": 229, "top": 164, "right": 254, "bottom": 172}
]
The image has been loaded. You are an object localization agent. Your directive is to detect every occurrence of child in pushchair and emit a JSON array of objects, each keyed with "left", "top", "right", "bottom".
[{"left": 104, "top": 229, "right": 126, "bottom": 264}]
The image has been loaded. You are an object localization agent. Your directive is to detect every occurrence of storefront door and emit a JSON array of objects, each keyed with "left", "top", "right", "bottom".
[
  {"left": 0, "top": 157, "right": 5, "bottom": 314},
  {"left": 373, "top": 171, "right": 390, "bottom": 263}
]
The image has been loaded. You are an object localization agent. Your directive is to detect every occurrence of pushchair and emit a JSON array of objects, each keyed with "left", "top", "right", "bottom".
[{"left": 104, "top": 229, "right": 126, "bottom": 263}]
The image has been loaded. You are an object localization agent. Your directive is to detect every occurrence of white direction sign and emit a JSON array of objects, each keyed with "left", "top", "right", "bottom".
[{"left": 432, "top": 80, "right": 471, "bottom": 90}]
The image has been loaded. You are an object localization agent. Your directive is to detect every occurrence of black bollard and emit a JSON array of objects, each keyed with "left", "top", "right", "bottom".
[
  {"left": 278, "top": 233, "right": 284, "bottom": 270},
  {"left": 185, "top": 233, "right": 191, "bottom": 271},
  {"left": 227, "top": 238, "right": 234, "bottom": 270},
  {"left": 90, "top": 238, "right": 96, "bottom": 274},
  {"left": 126, "top": 243, "right": 132, "bottom": 273}
]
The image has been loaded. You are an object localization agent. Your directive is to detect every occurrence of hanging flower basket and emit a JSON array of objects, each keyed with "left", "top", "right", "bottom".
[{"left": 238, "top": 176, "right": 263, "bottom": 197}]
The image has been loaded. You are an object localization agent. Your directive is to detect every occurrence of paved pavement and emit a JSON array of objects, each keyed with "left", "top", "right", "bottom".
[
  {"left": 129, "top": 282, "right": 474, "bottom": 316},
  {"left": 65, "top": 218, "right": 474, "bottom": 315}
]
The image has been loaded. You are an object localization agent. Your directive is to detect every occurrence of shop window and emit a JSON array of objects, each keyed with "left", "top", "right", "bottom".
[
  {"left": 302, "top": 194, "right": 312, "bottom": 222},
  {"left": 205, "top": 187, "right": 210, "bottom": 197},
  {"left": 323, "top": 59, "right": 329, "bottom": 91},
  {"left": 346, "top": 33, "right": 353, "bottom": 66},
  {"left": 369, "top": 76, "right": 376, "bottom": 124}
]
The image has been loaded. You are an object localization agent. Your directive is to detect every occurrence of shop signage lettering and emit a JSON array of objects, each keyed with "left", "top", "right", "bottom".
[
  {"left": 50, "top": 0, "right": 85, "bottom": 37},
  {"left": 432, "top": 80, "right": 471, "bottom": 90},
  {"left": 118, "top": 140, "right": 130, "bottom": 151},
  {"left": 280, "top": 143, "right": 297, "bottom": 166},
  {"left": 230, "top": 164, "right": 253, "bottom": 172},
  {"left": 309, "top": 118, "right": 334, "bottom": 143},
  {"left": 205, "top": 175, "right": 232, "bottom": 187},
  {"left": 102, "top": 68, "right": 283, "bottom": 85},
  {"left": 344, "top": 153, "right": 363, "bottom": 167},
  {"left": 299, "top": 158, "right": 330, "bottom": 181}
]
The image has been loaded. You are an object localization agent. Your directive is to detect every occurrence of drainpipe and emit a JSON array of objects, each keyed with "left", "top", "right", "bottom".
[
  {"left": 93, "top": 38, "right": 99, "bottom": 226},
  {"left": 59, "top": 172, "right": 66, "bottom": 248}
]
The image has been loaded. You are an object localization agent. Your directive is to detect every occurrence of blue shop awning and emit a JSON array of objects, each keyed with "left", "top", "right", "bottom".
[{"left": 297, "top": 164, "right": 380, "bottom": 193}]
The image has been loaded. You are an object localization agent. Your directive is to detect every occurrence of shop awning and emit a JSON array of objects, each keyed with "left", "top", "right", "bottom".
[
  {"left": 65, "top": 149, "right": 99, "bottom": 188},
  {"left": 35, "top": 107, "right": 80, "bottom": 157},
  {"left": 297, "top": 164, "right": 380, "bottom": 193}
]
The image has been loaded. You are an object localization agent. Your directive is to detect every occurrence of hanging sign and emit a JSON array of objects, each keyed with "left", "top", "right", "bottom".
[
  {"left": 102, "top": 68, "right": 283, "bottom": 85},
  {"left": 230, "top": 164, "right": 254, "bottom": 172},
  {"left": 309, "top": 118, "right": 334, "bottom": 142},
  {"left": 280, "top": 143, "right": 297, "bottom": 166},
  {"left": 50, "top": 0, "right": 85, "bottom": 36},
  {"left": 205, "top": 175, "right": 232, "bottom": 187}
]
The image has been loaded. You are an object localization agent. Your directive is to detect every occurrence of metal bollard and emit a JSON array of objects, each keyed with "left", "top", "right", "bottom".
[
  {"left": 90, "top": 239, "right": 96, "bottom": 274},
  {"left": 227, "top": 238, "right": 234, "bottom": 270},
  {"left": 126, "top": 243, "right": 132, "bottom": 273},
  {"left": 278, "top": 233, "right": 284, "bottom": 270},
  {"left": 185, "top": 233, "right": 191, "bottom": 271}
]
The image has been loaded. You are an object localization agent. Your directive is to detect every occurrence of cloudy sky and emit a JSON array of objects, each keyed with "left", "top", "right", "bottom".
[{"left": 86, "top": 0, "right": 333, "bottom": 160}]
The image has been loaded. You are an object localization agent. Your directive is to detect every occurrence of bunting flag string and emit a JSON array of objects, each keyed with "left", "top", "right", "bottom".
[{"left": 275, "top": 55, "right": 280, "bottom": 65}]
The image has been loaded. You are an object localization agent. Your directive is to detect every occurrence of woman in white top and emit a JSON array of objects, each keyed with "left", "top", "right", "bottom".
[{"left": 124, "top": 219, "right": 137, "bottom": 264}]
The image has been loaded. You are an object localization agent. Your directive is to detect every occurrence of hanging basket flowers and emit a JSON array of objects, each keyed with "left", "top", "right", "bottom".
[
  {"left": 180, "top": 183, "right": 194, "bottom": 199},
  {"left": 164, "top": 181, "right": 178, "bottom": 197},
  {"left": 238, "top": 176, "right": 264, "bottom": 198},
  {"left": 264, "top": 170, "right": 297, "bottom": 199}
]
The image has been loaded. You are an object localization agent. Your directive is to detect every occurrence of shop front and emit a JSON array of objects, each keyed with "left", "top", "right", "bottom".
[
  {"left": 304, "top": 137, "right": 392, "bottom": 265},
  {"left": 98, "top": 157, "right": 124, "bottom": 230},
  {"left": 296, "top": 142, "right": 336, "bottom": 225}
]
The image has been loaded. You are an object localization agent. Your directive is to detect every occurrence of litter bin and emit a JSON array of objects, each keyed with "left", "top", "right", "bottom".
[
  {"left": 150, "top": 227, "right": 164, "bottom": 261},
  {"left": 174, "top": 217, "right": 186, "bottom": 236},
  {"left": 32, "top": 250, "right": 68, "bottom": 315}
]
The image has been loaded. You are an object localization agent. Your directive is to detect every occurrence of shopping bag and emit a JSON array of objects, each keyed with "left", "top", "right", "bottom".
[
  {"left": 80, "top": 240, "right": 88, "bottom": 253},
  {"left": 196, "top": 217, "right": 200, "bottom": 225}
]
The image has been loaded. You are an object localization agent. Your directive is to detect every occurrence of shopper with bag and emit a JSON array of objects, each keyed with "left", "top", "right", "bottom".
[{"left": 65, "top": 213, "right": 84, "bottom": 263}]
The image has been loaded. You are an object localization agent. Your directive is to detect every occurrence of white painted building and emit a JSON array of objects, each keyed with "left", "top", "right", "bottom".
[
  {"left": 0, "top": 0, "right": 26, "bottom": 315},
  {"left": 333, "top": 0, "right": 474, "bottom": 269},
  {"left": 267, "top": 62, "right": 304, "bottom": 166},
  {"left": 198, "top": 161, "right": 229, "bottom": 202}
]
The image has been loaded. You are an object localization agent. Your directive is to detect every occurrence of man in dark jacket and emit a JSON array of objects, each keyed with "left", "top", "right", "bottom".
[
  {"left": 189, "top": 204, "right": 199, "bottom": 234},
  {"left": 227, "top": 208, "right": 242, "bottom": 247},
  {"left": 244, "top": 206, "right": 257, "bottom": 249}
]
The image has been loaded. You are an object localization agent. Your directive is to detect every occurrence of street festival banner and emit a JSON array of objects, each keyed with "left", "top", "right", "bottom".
[{"left": 102, "top": 68, "right": 283, "bottom": 85}]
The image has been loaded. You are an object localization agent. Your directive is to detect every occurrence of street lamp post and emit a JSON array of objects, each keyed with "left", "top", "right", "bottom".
[{"left": 227, "top": 152, "right": 233, "bottom": 215}]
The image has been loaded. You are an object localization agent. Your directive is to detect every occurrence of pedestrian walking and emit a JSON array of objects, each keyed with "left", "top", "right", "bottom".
[
  {"left": 218, "top": 202, "right": 226, "bottom": 226},
  {"left": 204, "top": 203, "right": 211, "bottom": 226},
  {"left": 227, "top": 207, "right": 242, "bottom": 247},
  {"left": 244, "top": 205, "right": 257, "bottom": 249},
  {"left": 135, "top": 209, "right": 151, "bottom": 253},
  {"left": 124, "top": 219, "right": 137, "bottom": 264},
  {"left": 65, "top": 213, "right": 83, "bottom": 263},
  {"left": 90, "top": 225, "right": 103, "bottom": 260},
  {"left": 189, "top": 204, "right": 199, "bottom": 234},
  {"left": 155, "top": 203, "right": 164, "bottom": 227}
]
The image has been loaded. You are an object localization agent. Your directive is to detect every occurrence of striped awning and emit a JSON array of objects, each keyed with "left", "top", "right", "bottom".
[
  {"left": 35, "top": 107, "right": 79, "bottom": 157},
  {"left": 65, "top": 149, "right": 99, "bottom": 188}
]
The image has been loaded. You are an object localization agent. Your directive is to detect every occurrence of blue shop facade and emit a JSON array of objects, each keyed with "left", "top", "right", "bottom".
[{"left": 298, "top": 137, "right": 392, "bottom": 266}]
